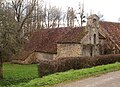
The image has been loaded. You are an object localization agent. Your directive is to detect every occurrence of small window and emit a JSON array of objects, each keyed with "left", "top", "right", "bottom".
[
  {"left": 90, "top": 46, "right": 93, "bottom": 57},
  {"left": 93, "top": 19, "right": 97, "bottom": 23},
  {"left": 94, "top": 34, "right": 96, "bottom": 44}
]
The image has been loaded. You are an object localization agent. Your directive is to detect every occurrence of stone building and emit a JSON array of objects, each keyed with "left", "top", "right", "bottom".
[{"left": 12, "top": 14, "right": 120, "bottom": 64}]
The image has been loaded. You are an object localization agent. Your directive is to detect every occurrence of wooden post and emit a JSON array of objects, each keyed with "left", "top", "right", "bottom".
[{"left": 0, "top": 52, "right": 3, "bottom": 80}]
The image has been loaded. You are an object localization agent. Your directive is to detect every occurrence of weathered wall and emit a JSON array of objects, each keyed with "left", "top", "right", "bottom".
[
  {"left": 82, "top": 45, "right": 91, "bottom": 57},
  {"left": 82, "top": 45, "right": 99, "bottom": 57},
  {"left": 81, "top": 27, "right": 100, "bottom": 57},
  {"left": 12, "top": 52, "right": 54, "bottom": 64},
  {"left": 83, "top": 14, "right": 100, "bottom": 45},
  {"left": 23, "top": 52, "right": 54, "bottom": 64},
  {"left": 36, "top": 52, "right": 54, "bottom": 61},
  {"left": 81, "top": 15, "right": 100, "bottom": 57},
  {"left": 54, "top": 44, "right": 82, "bottom": 59},
  {"left": 81, "top": 28, "right": 99, "bottom": 45}
]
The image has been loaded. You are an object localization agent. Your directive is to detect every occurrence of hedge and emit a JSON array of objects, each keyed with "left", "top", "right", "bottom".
[{"left": 38, "top": 54, "right": 120, "bottom": 77}]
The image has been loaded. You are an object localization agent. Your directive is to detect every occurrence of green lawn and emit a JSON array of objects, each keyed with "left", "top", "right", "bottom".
[
  {"left": 0, "top": 63, "right": 38, "bottom": 87},
  {"left": 0, "top": 62, "right": 120, "bottom": 87}
]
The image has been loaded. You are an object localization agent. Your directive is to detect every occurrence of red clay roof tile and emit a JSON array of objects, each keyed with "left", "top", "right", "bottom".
[
  {"left": 58, "top": 27, "right": 87, "bottom": 43},
  {"left": 100, "top": 21, "right": 120, "bottom": 48},
  {"left": 24, "top": 27, "right": 86, "bottom": 53}
]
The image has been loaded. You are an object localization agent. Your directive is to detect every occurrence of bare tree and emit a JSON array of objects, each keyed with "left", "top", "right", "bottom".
[
  {"left": 0, "top": 0, "right": 45, "bottom": 79},
  {"left": 0, "top": 1, "right": 18, "bottom": 79},
  {"left": 67, "top": 7, "right": 76, "bottom": 27},
  {"left": 35, "top": 1, "right": 46, "bottom": 29},
  {"left": 75, "top": 2, "right": 86, "bottom": 26},
  {"left": 12, "top": 0, "right": 36, "bottom": 37},
  {"left": 62, "top": 12, "right": 66, "bottom": 27},
  {"left": 46, "top": 5, "right": 62, "bottom": 28},
  {"left": 50, "top": 6, "right": 62, "bottom": 28}
]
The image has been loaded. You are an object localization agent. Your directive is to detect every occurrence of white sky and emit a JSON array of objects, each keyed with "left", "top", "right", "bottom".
[{"left": 44, "top": 0, "right": 120, "bottom": 22}]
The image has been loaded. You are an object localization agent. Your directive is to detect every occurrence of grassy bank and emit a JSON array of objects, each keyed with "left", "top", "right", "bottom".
[
  {"left": 15, "top": 62, "right": 120, "bottom": 87},
  {"left": 0, "top": 62, "right": 120, "bottom": 87}
]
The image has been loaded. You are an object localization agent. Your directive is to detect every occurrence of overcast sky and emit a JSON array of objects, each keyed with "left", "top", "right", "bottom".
[{"left": 44, "top": 0, "right": 120, "bottom": 22}]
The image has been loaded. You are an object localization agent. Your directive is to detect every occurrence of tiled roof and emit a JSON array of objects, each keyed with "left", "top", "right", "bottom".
[
  {"left": 24, "top": 27, "right": 86, "bottom": 54},
  {"left": 12, "top": 51, "right": 33, "bottom": 61},
  {"left": 25, "top": 21, "right": 120, "bottom": 54},
  {"left": 100, "top": 21, "right": 120, "bottom": 48},
  {"left": 58, "top": 27, "right": 87, "bottom": 43}
]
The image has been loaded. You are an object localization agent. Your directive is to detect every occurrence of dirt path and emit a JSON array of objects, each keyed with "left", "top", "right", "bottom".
[{"left": 55, "top": 70, "right": 120, "bottom": 87}]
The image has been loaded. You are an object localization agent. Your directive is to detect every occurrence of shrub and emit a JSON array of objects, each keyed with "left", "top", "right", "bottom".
[
  {"left": 38, "top": 60, "right": 54, "bottom": 77},
  {"left": 38, "top": 54, "right": 120, "bottom": 77},
  {"left": 38, "top": 57, "right": 95, "bottom": 77},
  {"left": 52, "top": 57, "right": 94, "bottom": 72},
  {"left": 94, "top": 54, "right": 120, "bottom": 66}
]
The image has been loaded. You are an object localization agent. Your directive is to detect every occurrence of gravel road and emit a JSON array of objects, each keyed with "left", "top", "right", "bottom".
[{"left": 55, "top": 70, "right": 120, "bottom": 87}]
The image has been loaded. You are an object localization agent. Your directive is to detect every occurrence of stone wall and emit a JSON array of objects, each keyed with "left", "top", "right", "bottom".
[
  {"left": 54, "top": 44, "right": 82, "bottom": 59},
  {"left": 81, "top": 29, "right": 99, "bottom": 45},
  {"left": 82, "top": 45, "right": 91, "bottom": 57},
  {"left": 13, "top": 52, "right": 54, "bottom": 64},
  {"left": 81, "top": 14, "right": 100, "bottom": 57},
  {"left": 82, "top": 45, "right": 99, "bottom": 57},
  {"left": 23, "top": 52, "right": 54, "bottom": 64},
  {"left": 36, "top": 52, "right": 54, "bottom": 61}
]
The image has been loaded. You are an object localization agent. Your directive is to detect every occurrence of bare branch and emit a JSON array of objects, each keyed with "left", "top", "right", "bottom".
[{"left": 19, "top": 0, "right": 36, "bottom": 31}]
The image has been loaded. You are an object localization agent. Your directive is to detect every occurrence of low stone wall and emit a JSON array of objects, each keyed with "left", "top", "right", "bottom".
[
  {"left": 12, "top": 52, "right": 54, "bottom": 64},
  {"left": 36, "top": 52, "right": 54, "bottom": 61}
]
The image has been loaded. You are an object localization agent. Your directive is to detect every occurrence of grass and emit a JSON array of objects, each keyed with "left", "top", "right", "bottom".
[
  {"left": 0, "top": 62, "right": 120, "bottom": 87},
  {"left": 0, "top": 63, "right": 38, "bottom": 87}
]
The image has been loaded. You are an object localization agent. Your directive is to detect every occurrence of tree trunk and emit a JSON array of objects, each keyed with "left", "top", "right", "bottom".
[{"left": 0, "top": 57, "right": 3, "bottom": 80}]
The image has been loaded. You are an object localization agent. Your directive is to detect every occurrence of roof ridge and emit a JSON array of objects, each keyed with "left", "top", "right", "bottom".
[{"left": 100, "top": 21, "right": 120, "bottom": 24}]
